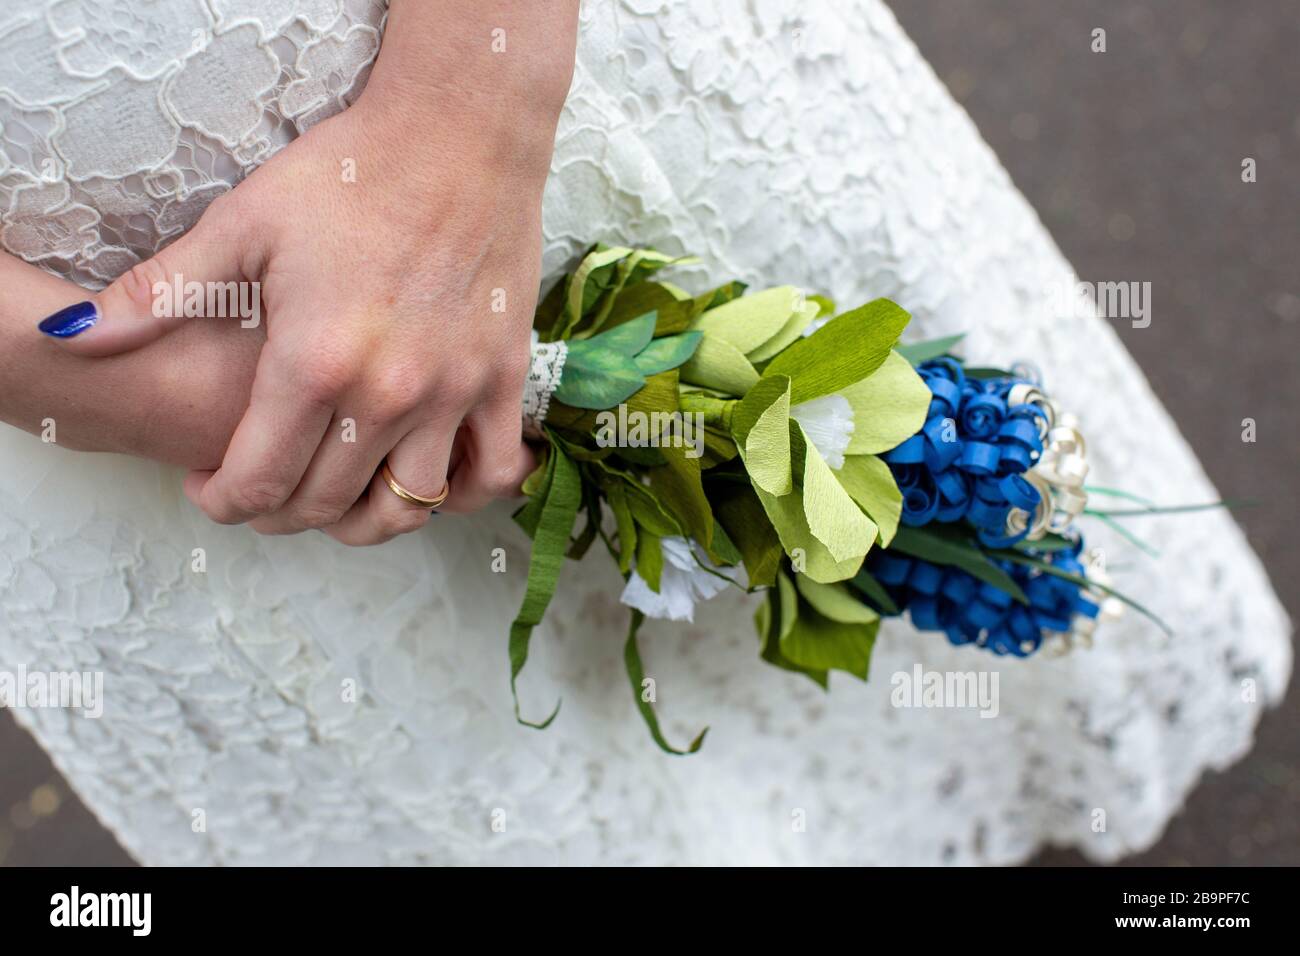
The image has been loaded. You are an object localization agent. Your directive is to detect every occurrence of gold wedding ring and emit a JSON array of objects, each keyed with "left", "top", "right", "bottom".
[{"left": 380, "top": 459, "right": 449, "bottom": 509}]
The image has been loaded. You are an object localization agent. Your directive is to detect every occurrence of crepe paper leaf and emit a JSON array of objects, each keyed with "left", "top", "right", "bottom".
[
  {"left": 990, "top": 549, "right": 1174, "bottom": 637},
  {"left": 796, "top": 421, "right": 879, "bottom": 564},
  {"left": 732, "top": 375, "right": 793, "bottom": 496},
  {"left": 795, "top": 576, "right": 880, "bottom": 625},
  {"left": 622, "top": 480, "right": 682, "bottom": 538},
  {"left": 700, "top": 429, "right": 740, "bottom": 468},
  {"left": 888, "top": 525, "right": 1029, "bottom": 606},
  {"left": 696, "top": 280, "right": 748, "bottom": 311},
  {"left": 689, "top": 285, "right": 802, "bottom": 355},
  {"left": 1015, "top": 532, "right": 1076, "bottom": 553},
  {"left": 636, "top": 530, "right": 664, "bottom": 593},
  {"left": 624, "top": 611, "right": 708, "bottom": 755},
  {"left": 519, "top": 449, "right": 552, "bottom": 501},
  {"left": 625, "top": 369, "right": 682, "bottom": 418},
  {"left": 895, "top": 333, "right": 966, "bottom": 366},
  {"left": 606, "top": 481, "right": 638, "bottom": 575},
  {"left": 567, "top": 484, "right": 603, "bottom": 560},
  {"left": 508, "top": 443, "right": 582, "bottom": 729},
  {"left": 649, "top": 443, "right": 715, "bottom": 551},
  {"left": 754, "top": 572, "right": 829, "bottom": 688},
  {"left": 746, "top": 298, "right": 819, "bottom": 365},
  {"left": 839, "top": 351, "right": 934, "bottom": 455},
  {"left": 580, "top": 248, "right": 684, "bottom": 339},
  {"left": 963, "top": 366, "right": 1018, "bottom": 380},
  {"left": 679, "top": 334, "right": 760, "bottom": 395},
  {"left": 540, "top": 400, "right": 599, "bottom": 433},
  {"left": 834, "top": 454, "right": 903, "bottom": 546},
  {"left": 534, "top": 277, "right": 567, "bottom": 337},
  {"left": 513, "top": 442, "right": 556, "bottom": 539},
  {"left": 780, "top": 597, "right": 878, "bottom": 681},
  {"left": 633, "top": 331, "right": 703, "bottom": 376},
  {"left": 553, "top": 352, "right": 645, "bottom": 409},
  {"left": 614, "top": 445, "right": 667, "bottom": 468},
  {"left": 707, "top": 519, "right": 743, "bottom": 567},
  {"left": 587, "top": 310, "right": 657, "bottom": 355},
  {"left": 748, "top": 429, "right": 868, "bottom": 587},
  {"left": 555, "top": 245, "right": 633, "bottom": 339},
  {"left": 849, "top": 567, "right": 901, "bottom": 615},
  {"left": 711, "top": 482, "right": 784, "bottom": 589},
  {"left": 808, "top": 294, "right": 836, "bottom": 317},
  {"left": 761, "top": 298, "right": 910, "bottom": 405}
]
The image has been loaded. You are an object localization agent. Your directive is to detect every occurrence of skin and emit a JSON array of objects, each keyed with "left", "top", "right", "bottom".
[{"left": 30, "top": 0, "right": 580, "bottom": 545}]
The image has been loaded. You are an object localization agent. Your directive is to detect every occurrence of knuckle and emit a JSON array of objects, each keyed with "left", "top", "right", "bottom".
[
  {"left": 370, "top": 364, "right": 425, "bottom": 417},
  {"left": 289, "top": 350, "right": 353, "bottom": 405},
  {"left": 224, "top": 478, "right": 292, "bottom": 518},
  {"left": 377, "top": 507, "right": 430, "bottom": 537},
  {"left": 289, "top": 501, "right": 350, "bottom": 530},
  {"left": 485, "top": 462, "right": 524, "bottom": 498},
  {"left": 112, "top": 257, "right": 172, "bottom": 313}
]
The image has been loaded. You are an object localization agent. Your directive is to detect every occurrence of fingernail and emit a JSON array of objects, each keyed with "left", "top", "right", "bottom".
[{"left": 38, "top": 301, "right": 98, "bottom": 338}]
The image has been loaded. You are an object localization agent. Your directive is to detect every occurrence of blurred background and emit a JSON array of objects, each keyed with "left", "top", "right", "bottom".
[{"left": 1, "top": 0, "right": 1296, "bottom": 865}]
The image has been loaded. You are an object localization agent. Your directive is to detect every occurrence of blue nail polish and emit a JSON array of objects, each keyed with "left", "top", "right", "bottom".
[{"left": 38, "top": 301, "right": 98, "bottom": 338}]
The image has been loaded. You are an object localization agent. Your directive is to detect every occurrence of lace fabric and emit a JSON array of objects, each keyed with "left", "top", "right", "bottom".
[{"left": 0, "top": 0, "right": 1290, "bottom": 866}]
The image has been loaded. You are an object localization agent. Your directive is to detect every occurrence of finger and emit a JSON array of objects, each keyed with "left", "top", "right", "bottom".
[
  {"left": 321, "top": 422, "right": 457, "bottom": 547},
  {"left": 439, "top": 400, "right": 535, "bottom": 515},
  {"left": 38, "top": 195, "right": 259, "bottom": 356},
  {"left": 247, "top": 421, "right": 395, "bottom": 535},
  {"left": 191, "top": 349, "right": 334, "bottom": 524}
]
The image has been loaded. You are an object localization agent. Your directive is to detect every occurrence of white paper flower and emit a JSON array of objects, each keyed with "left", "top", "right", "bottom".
[
  {"left": 620, "top": 536, "right": 744, "bottom": 623},
  {"left": 790, "top": 393, "right": 855, "bottom": 469}
]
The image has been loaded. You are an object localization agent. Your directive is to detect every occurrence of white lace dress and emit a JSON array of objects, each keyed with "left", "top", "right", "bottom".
[{"left": 0, "top": 0, "right": 1290, "bottom": 865}]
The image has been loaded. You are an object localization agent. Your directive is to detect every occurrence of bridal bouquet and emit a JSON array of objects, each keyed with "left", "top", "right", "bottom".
[{"left": 510, "top": 245, "right": 1154, "bottom": 752}]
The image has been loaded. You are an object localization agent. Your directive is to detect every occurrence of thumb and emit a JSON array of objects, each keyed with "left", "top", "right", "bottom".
[{"left": 37, "top": 205, "right": 257, "bottom": 356}]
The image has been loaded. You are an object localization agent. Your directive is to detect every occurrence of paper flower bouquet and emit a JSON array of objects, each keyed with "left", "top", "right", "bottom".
[{"left": 510, "top": 245, "right": 1153, "bottom": 752}]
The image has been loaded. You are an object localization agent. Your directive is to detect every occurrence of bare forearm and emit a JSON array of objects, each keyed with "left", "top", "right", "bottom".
[{"left": 0, "top": 254, "right": 258, "bottom": 468}]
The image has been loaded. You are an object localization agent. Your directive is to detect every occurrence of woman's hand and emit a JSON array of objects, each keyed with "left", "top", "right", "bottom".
[{"left": 35, "top": 0, "right": 578, "bottom": 545}]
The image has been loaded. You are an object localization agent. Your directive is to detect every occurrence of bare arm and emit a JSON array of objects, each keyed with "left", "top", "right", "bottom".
[{"left": 0, "top": 253, "right": 258, "bottom": 469}]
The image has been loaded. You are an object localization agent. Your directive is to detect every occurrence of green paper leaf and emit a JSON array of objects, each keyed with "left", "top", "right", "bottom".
[
  {"left": 606, "top": 481, "right": 638, "bottom": 575},
  {"left": 834, "top": 454, "right": 903, "bottom": 546},
  {"left": 895, "top": 333, "right": 965, "bottom": 365},
  {"left": 624, "top": 611, "right": 708, "bottom": 755},
  {"left": 795, "top": 576, "right": 880, "bottom": 625},
  {"left": 711, "top": 481, "right": 783, "bottom": 588},
  {"left": 888, "top": 525, "right": 1029, "bottom": 605},
  {"left": 689, "top": 285, "right": 802, "bottom": 355},
  {"left": 797, "top": 421, "right": 879, "bottom": 564},
  {"left": 849, "top": 567, "right": 901, "bottom": 614},
  {"left": 508, "top": 442, "right": 582, "bottom": 729},
  {"left": 753, "top": 482, "right": 864, "bottom": 583},
  {"left": 754, "top": 572, "right": 828, "bottom": 688},
  {"left": 649, "top": 442, "right": 714, "bottom": 551},
  {"left": 732, "top": 374, "right": 792, "bottom": 497},
  {"left": 761, "top": 298, "right": 910, "bottom": 404},
  {"left": 633, "top": 331, "right": 702, "bottom": 376},
  {"left": 636, "top": 529, "right": 663, "bottom": 592},
  {"left": 839, "top": 351, "right": 934, "bottom": 455},
  {"left": 679, "top": 335, "right": 760, "bottom": 395},
  {"left": 780, "top": 596, "right": 878, "bottom": 681},
  {"left": 554, "top": 337, "right": 646, "bottom": 409},
  {"left": 589, "top": 310, "right": 657, "bottom": 355},
  {"left": 746, "top": 298, "right": 819, "bottom": 365}
]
